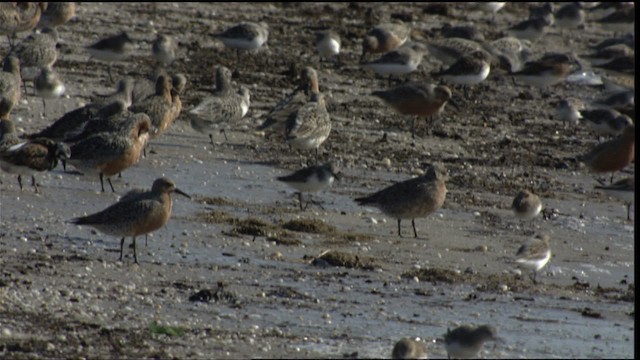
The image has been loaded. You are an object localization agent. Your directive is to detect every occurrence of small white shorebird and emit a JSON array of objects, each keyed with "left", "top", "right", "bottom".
[
  {"left": 314, "top": 30, "right": 341, "bottom": 63},
  {"left": 35, "top": 65, "right": 65, "bottom": 116},
  {"left": 595, "top": 177, "right": 635, "bottom": 221},
  {"left": 277, "top": 162, "right": 339, "bottom": 211},
  {"left": 444, "top": 324, "right": 501, "bottom": 359},
  {"left": 515, "top": 234, "right": 552, "bottom": 284}
]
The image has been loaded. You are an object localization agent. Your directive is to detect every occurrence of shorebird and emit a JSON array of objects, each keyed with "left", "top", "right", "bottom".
[
  {"left": 67, "top": 114, "right": 151, "bottom": 192},
  {"left": 214, "top": 22, "right": 269, "bottom": 59},
  {"left": 314, "top": 29, "right": 341, "bottom": 63},
  {"left": 444, "top": 325, "right": 500, "bottom": 359},
  {"left": 354, "top": 164, "right": 447, "bottom": 238},
  {"left": 131, "top": 66, "right": 169, "bottom": 104},
  {"left": 529, "top": 2, "right": 555, "bottom": 26},
  {"left": 554, "top": 2, "right": 585, "bottom": 31},
  {"left": 69, "top": 177, "right": 190, "bottom": 264},
  {"left": 589, "top": 2, "right": 632, "bottom": 21},
  {"left": 591, "top": 33, "right": 635, "bottom": 52},
  {"left": 189, "top": 86, "right": 250, "bottom": 144},
  {"left": 579, "top": 125, "right": 635, "bottom": 183},
  {"left": 580, "top": 43, "right": 634, "bottom": 66},
  {"left": 0, "top": 124, "right": 70, "bottom": 193},
  {"left": 37, "top": 2, "right": 76, "bottom": 29},
  {"left": 34, "top": 65, "right": 65, "bottom": 115},
  {"left": 554, "top": 99, "right": 583, "bottom": 129},
  {"left": 486, "top": 36, "right": 532, "bottom": 72},
  {"left": 363, "top": 42, "right": 427, "bottom": 77},
  {"left": 257, "top": 66, "right": 320, "bottom": 136},
  {"left": 152, "top": 33, "right": 177, "bottom": 67},
  {"left": 440, "top": 24, "right": 485, "bottom": 42},
  {"left": 592, "top": 89, "right": 634, "bottom": 113},
  {"left": 391, "top": 337, "right": 427, "bottom": 360},
  {"left": 511, "top": 53, "right": 576, "bottom": 88},
  {"left": 597, "top": 7, "right": 635, "bottom": 34},
  {"left": 592, "top": 53, "right": 635, "bottom": 74},
  {"left": 372, "top": 83, "right": 454, "bottom": 139},
  {"left": 9, "top": 27, "right": 59, "bottom": 94},
  {"left": 277, "top": 162, "right": 339, "bottom": 211},
  {"left": 0, "top": 56, "right": 21, "bottom": 120},
  {"left": 187, "top": 66, "right": 238, "bottom": 142},
  {"left": 91, "top": 77, "right": 135, "bottom": 108},
  {"left": 168, "top": 73, "right": 187, "bottom": 127},
  {"left": 426, "top": 37, "right": 486, "bottom": 66},
  {"left": 595, "top": 177, "right": 635, "bottom": 221},
  {"left": 505, "top": 16, "right": 551, "bottom": 42},
  {"left": 86, "top": 32, "right": 134, "bottom": 82},
  {"left": 0, "top": 2, "right": 44, "bottom": 47},
  {"left": 511, "top": 190, "right": 542, "bottom": 220},
  {"left": 433, "top": 50, "right": 491, "bottom": 98},
  {"left": 360, "top": 22, "right": 411, "bottom": 62},
  {"left": 128, "top": 75, "right": 173, "bottom": 138},
  {"left": 581, "top": 108, "right": 632, "bottom": 138},
  {"left": 515, "top": 234, "right": 552, "bottom": 284},
  {"left": 63, "top": 100, "right": 130, "bottom": 143},
  {"left": 285, "top": 92, "right": 331, "bottom": 164}
]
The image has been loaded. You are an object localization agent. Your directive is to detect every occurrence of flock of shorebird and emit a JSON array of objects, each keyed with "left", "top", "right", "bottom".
[{"left": 0, "top": 2, "right": 635, "bottom": 358}]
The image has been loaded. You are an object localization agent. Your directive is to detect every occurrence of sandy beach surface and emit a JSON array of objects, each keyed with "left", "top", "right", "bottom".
[{"left": 0, "top": 2, "right": 634, "bottom": 359}]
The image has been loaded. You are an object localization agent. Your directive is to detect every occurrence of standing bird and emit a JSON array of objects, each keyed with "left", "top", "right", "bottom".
[
  {"left": 314, "top": 30, "right": 341, "bottom": 63},
  {"left": 258, "top": 66, "right": 320, "bottom": 136},
  {"left": 0, "top": 126, "right": 70, "bottom": 193},
  {"left": 189, "top": 86, "right": 250, "bottom": 144},
  {"left": 554, "top": 2, "right": 585, "bottom": 31},
  {"left": 214, "top": 22, "right": 269, "bottom": 59},
  {"left": 9, "top": 27, "right": 59, "bottom": 94},
  {"left": 433, "top": 50, "right": 491, "bottom": 99},
  {"left": 554, "top": 99, "right": 583, "bottom": 130},
  {"left": 505, "top": 16, "right": 552, "bottom": 42},
  {"left": 285, "top": 92, "right": 331, "bottom": 164},
  {"left": 515, "top": 234, "right": 552, "bottom": 284},
  {"left": 595, "top": 177, "right": 635, "bottom": 221},
  {"left": 34, "top": 65, "right": 65, "bottom": 116},
  {"left": 444, "top": 325, "right": 500, "bottom": 359},
  {"left": 363, "top": 42, "right": 427, "bottom": 78},
  {"left": 0, "top": 2, "right": 45, "bottom": 47},
  {"left": 277, "top": 162, "right": 339, "bottom": 211},
  {"left": 354, "top": 165, "right": 447, "bottom": 238},
  {"left": 511, "top": 189, "right": 542, "bottom": 220},
  {"left": 0, "top": 56, "right": 21, "bottom": 120},
  {"left": 67, "top": 114, "right": 151, "bottom": 192},
  {"left": 360, "top": 22, "right": 411, "bottom": 62},
  {"left": 511, "top": 53, "right": 576, "bottom": 88},
  {"left": 581, "top": 108, "right": 632, "bottom": 138},
  {"left": 37, "top": 2, "right": 76, "bottom": 29},
  {"left": 90, "top": 77, "right": 135, "bottom": 108},
  {"left": 579, "top": 125, "right": 635, "bottom": 183},
  {"left": 69, "top": 177, "right": 190, "bottom": 264},
  {"left": 372, "top": 83, "right": 454, "bottom": 139},
  {"left": 152, "top": 33, "right": 177, "bottom": 67},
  {"left": 128, "top": 75, "right": 173, "bottom": 138},
  {"left": 86, "top": 32, "right": 134, "bottom": 82},
  {"left": 391, "top": 337, "right": 427, "bottom": 359}
]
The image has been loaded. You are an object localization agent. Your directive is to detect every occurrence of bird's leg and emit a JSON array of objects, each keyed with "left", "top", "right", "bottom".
[
  {"left": 99, "top": 173, "right": 106, "bottom": 192},
  {"left": 119, "top": 237, "right": 125, "bottom": 261},
  {"left": 145, "top": 234, "right": 148, "bottom": 246},
  {"left": 397, "top": 218, "right": 403, "bottom": 237},
  {"left": 17, "top": 175, "right": 23, "bottom": 191},
  {"left": 412, "top": 219, "right": 418, "bottom": 238},
  {"left": 107, "top": 177, "right": 115, "bottom": 192},
  {"left": 31, "top": 176, "right": 39, "bottom": 193},
  {"left": 298, "top": 192, "right": 304, "bottom": 211},
  {"left": 315, "top": 148, "right": 320, "bottom": 165},
  {"left": 626, "top": 203, "right": 632, "bottom": 221},
  {"left": 108, "top": 64, "right": 114, "bottom": 83},
  {"left": 411, "top": 117, "right": 416, "bottom": 140},
  {"left": 133, "top": 237, "right": 138, "bottom": 264},
  {"left": 42, "top": 98, "right": 47, "bottom": 117},
  {"left": 209, "top": 133, "right": 215, "bottom": 145},
  {"left": 531, "top": 271, "right": 538, "bottom": 285}
]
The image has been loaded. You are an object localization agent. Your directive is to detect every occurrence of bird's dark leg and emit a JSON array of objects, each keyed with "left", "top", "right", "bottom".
[
  {"left": 145, "top": 234, "right": 148, "bottom": 246},
  {"left": 315, "top": 148, "right": 320, "bottom": 165},
  {"left": 31, "top": 176, "right": 39, "bottom": 193},
  {"left": 17, "top": 175, "right": 23, "bottom": 191},
  {"left": 133, "top": 237, "right": 138, "bottom": 264},
  {"left": 209, "top": 134, "right": 214, "bottom": 145},
  {"left": 107, "top": 177, "right": 115, "bottom": 192},
  {"left": 412, "top": 219, "right": 418, "bottom": 238},
  {"left": 119, "top": 237, "right": 125, "bottom": 261},
  {"left": 221, "top": 129, "right": 228, "bottom": 142},
  {"left": 397, "top": 218, "right": 402, "bottom": 237},
  {"left": 298, "top": 192, "right": 304, "bottom": 211},
  {"left": 627, "top": 203, "right": 632, "bottom": 221},
  {"left": 531, "top": 271, "right": 538, "bottom": 285},
  {"left": 99, "top": 173, "right": 105, "bottom": 192}
]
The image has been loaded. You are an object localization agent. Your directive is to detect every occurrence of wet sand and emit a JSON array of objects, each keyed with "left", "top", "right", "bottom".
[{"left": 0, "top": 2, "right": 634, "bottom": 358}]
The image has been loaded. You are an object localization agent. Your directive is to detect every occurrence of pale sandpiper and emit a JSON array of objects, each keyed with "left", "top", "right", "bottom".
[
  {"left": 34, "top": 65, "right": 65, "bottom": 116},
  {"left": 363, "top": 42, "right": 427, "bottom": 77},
  {"left": 189, "top": 85, "right": 250, "bottom": 143},
  {"left": 511, "top": 189, "right": 542, "bottom": 220},
  {"left": 277, "top": 162, "right": 339, "bottom": 211},
  {"left": 554, "top": 99, "right": 583, "bottom": 129},
  {"left": 215, "top": 22, "right": 269, "bottom": 58},
  {"left": 315, "top": 29, "right": 341, "bottom": 63},
  {"left": 511, "top": 53, "right": 575, "bottom": 88},
  {"left": 505, "top": 16, "right": 551, "bottom": 42},
  {"left": 152, "top": 33, "right": 177, "bottom": 67},
  {"left": 86, "top": 31, "right": 134, "bottom": 82},
  {"left": 515, "top": 234, "right": 552, "bottom": 284},
  {"left": 37, "top": 2, "right": 76, "bottom": 29},
  {"left": 581, "top": 108, "right": 632, "bottom": 138},
  {"left": 69, "top": 177, "right": 190, "bottom": 264},
  {"left": 433, "top": 50, "right": 490, "bottom": 98},
  {"left": 360, "top": 22, "right": 411, "bottom": 62},
  {"left": 426, "top": 37, "right": 486, "bottom": 66}
]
